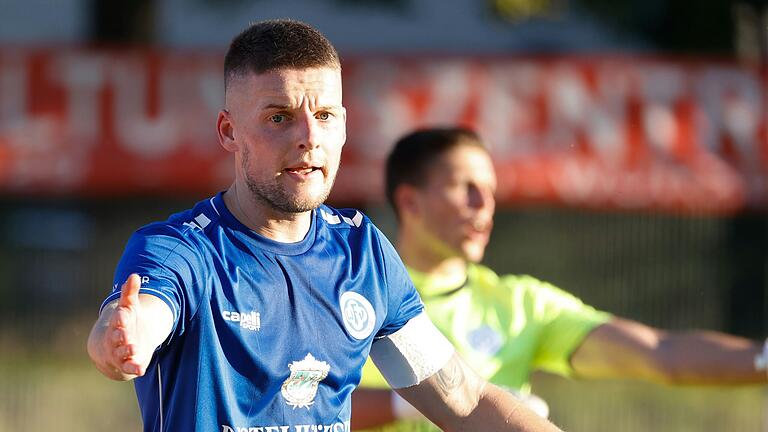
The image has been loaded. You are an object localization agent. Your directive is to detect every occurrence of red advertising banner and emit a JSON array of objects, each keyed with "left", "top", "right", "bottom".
[{"left": 0, "top": 48, "right": 766, "bottom": 213}]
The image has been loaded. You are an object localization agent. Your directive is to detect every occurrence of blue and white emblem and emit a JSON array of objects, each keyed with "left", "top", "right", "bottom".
[
  {"left": 340, "top": 291, "right": 376, "bottom": 340},
  {"left": 280, "top": 353, "right": 330, "bottom": 409},
  {"left": 467, "top": 325, "right": 503, "bottom": 357}
]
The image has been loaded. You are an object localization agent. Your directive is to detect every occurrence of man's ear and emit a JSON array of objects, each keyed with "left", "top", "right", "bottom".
[
  {"left": 217, "top": 109, "right": 238, "bottom": 153},
  {"left": 394, "top": 184, "right": 421, "bottom": 220},
  {"left": 339, "top": 106, "right": 347, "bottom": 148}
]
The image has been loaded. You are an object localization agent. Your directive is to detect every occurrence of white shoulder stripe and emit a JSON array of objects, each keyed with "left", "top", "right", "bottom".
[
  {"left": 209, "top": 197, "right": 221, "bottom": 215},
  {"left": 323, "top": 209, "right": 363, "bottom": 227},
  {"left": 352, "top": 211, "right": 363, "bottom": 227},
  {"left": 194, "top": 213, "right": 211, "bottom": 229},
  {"left": 321, "top": 209, "right": 341, "bottom": 225}
]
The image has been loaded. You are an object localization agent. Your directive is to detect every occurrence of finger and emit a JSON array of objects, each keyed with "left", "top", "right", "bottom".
[
  {"left": 112, "top": 305, "right": 135, "bottom": 330},
  {"left": 113, "top": 343, "right": 135, "bottom": 360},
  {"left": 110, "top": 327, "right": 126, "bottom": 347},
  {"left": 119, "top": 274, "right": 142, "bottom": 309},
  {"left": 121, "top": 358, "right": 146, "bottom": 376}
]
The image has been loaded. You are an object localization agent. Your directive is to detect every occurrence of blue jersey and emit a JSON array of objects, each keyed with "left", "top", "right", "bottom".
[{"left": 100, "top": 193, "right": 423, "bottom": 432}]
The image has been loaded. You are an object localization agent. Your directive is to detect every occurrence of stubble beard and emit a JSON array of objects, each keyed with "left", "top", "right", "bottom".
[{"left": 242, "top": 150, "right": 335, "bottom": 214}]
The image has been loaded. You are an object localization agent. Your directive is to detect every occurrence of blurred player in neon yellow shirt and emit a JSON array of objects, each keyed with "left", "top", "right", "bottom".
[{"left": 352, "top": 127, "right": 768, "bottom": 431}]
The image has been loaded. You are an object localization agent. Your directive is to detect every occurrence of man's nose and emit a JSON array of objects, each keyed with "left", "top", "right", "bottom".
[
  {"left": 296, "top": 111, "right": 321, "bottom": 151},
  {"left": 468, "top": 184, "right": 494, "bottom": 210}
]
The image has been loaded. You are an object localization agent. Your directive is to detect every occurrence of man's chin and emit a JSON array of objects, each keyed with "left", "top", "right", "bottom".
[
  {"left": 286, "top": 183, "right": 332, "bottom": 206},
  {"left": 462, "top": 248, "right": 485, "bottom": 264},
  {"left": 289, "top": 193, "right": 331, "bottom": 212},
  {"left": 261, "top": 191, "right": 329, "bottom": 214}
]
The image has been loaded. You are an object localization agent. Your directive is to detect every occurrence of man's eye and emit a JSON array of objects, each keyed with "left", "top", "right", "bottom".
[
  {"left": 317, "top": 112, "right": 331, "bottom": 121},
  {"left": 270, "top": 114, "right": 286, "bottom": 123}
]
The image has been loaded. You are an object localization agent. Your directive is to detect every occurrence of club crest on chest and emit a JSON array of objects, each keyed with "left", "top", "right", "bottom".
[{"left": 281, "top": 353, "right": 331, "bottom": 409}]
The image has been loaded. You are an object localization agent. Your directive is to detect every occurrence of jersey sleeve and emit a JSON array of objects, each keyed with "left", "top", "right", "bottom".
[
  {"left": 518, "top": 276, "right": 612, "bottom": 377},
  {"left": 99, "top": 223, "right": 207, "bottom": 345},
  {"left": 371, "top": 226, "right": 424, "bottom": 339}
]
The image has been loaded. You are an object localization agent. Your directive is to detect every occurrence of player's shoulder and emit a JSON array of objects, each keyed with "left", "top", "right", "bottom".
[
  {"left": 134, "top": 195, "right": 222, "bottom": 245},
  {"left": 483, "top": 266, "right": 557, "bottom": 293},
  {"left": 316, "top": 204, "right": 371, "bottom": 230},
  {"left": 495, "top": 269, "right": 584, "bottom": 306}
]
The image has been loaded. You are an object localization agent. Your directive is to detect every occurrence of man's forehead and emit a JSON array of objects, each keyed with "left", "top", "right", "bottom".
[
  {"left": 231, "top": 67, "right": 340, "bottom": 90},
  {"left": 227, "top": 67, "right": 342, "bottom": 106},
  {"left": 430, "top": 146, "right": 496, "bottom": 181}
]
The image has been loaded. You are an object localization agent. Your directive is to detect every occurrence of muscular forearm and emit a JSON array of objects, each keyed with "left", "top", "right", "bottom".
[
  {"left": 460, "top": 383, "right": 560, "bottom": 432},
  {"left": 655, "top": 331, "right": 763, "bottom": 385},
  {"left": 398, "top": 354, "right": 559, "bottom": 432},
  {"left": 572, "top": 317, "right": 766, "bottom": 386}
]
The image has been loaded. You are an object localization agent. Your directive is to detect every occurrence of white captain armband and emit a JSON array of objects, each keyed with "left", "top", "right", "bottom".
[{"left": 369, "top": 312, "right": 455, "bottom": 389}]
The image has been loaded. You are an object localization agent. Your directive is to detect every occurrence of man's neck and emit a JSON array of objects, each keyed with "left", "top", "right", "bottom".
[
  {"left": 223, "top": 184, "right": 312, "bottom": 243},
  {"left": 396, "top": 232, "right": 468, "bottom": 288}
]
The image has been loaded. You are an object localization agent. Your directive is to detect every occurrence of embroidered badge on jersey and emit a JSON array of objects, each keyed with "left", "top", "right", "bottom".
[
  {"left": 339, "top": 291, "right": 376, "bottom": 340},
  {"left": 280, "top": 353, "right": 330, "bottom": 409}
]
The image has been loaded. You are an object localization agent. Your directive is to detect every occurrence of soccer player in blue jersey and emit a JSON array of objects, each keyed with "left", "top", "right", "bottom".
[{"left": 86, "top": 20, "right": 560, "bottom": 432}]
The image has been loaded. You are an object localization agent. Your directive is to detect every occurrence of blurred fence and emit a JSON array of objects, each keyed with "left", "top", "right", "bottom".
[{"left": 0, "top": 199, "right": 765, "bottom": 431}]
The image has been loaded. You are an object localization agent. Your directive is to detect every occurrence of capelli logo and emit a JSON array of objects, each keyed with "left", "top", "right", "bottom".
[{"left": 222, "top": 310, "right": 261, "bottom": 331}]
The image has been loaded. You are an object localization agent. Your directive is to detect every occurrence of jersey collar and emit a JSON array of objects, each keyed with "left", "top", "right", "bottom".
[{"left": 212, "top": 191, "right": 318, "bottom": 256}]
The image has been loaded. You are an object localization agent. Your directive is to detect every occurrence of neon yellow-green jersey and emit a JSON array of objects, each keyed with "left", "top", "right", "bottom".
[{"left": 357, "top": 263, "right": 611, "bottom": 431}]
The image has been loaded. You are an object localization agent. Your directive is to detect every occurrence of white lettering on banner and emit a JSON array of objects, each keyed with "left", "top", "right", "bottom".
[
  {"left": 0, "top": 52, "right": 89, "bottom": 190},
  {"left": 161, "top": 56, "right": 221, "bottom": 152},
  {"left": 545, "top": 63, "right": 628, "bottom": 161},
  {"left": 697, "top": 68, "right": 762, "bottom": 165},
  {"left": 221, "top": 422, "right": 349, "bottom": 432},
  {"left": 1, "top": 50, "right": 766, "bottom": 210},
  {"left": 346, "top": 60, "right": 417, "bottom": 158},
  {"left": 419, "top": 60, "right": 473, "bottom": 126},
  {"left": 110, "top": 57, "right": 178, "bottom": 158},
  {"left": 638, "top": 65, "right": 685, "bottom": 155},
  {"left": 476, "top": 62, "right": 541, "bottom": 158},
  {"left": 51, "top": 53, "right": 106, "bottom": 146}
]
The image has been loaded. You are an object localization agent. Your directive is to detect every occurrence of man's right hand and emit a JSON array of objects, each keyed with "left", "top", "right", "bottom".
[{"left": 86, "top": 274, "right": 174, "bottom": 381}]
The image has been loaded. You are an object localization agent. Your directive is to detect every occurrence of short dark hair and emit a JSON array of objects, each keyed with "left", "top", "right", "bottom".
[
  {"left": 224, "top": 19, "right": 341, "bottom": 91},
  {"left": 385, "top": 127, "right": 486, "bottom": 216}
]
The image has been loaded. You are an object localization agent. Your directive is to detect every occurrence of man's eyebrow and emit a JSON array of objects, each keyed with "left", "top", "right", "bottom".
[
  {"left": 262, "top": 103, "right": 293, "bottom": 110},
  {"left": 316, "top": 105, "right": 343, "bottom": 111},
  {"left": 261, "top": 103, "right": 342, "bottom": 111}
]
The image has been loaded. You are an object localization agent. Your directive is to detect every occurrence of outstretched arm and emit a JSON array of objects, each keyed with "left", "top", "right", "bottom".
[
  {"left": 87, "top": 274, "right": 174, "bottom": 381},
  {"left": 351, "top": 378, "right": 550, "bottom": 429},
  {"left": 570, "top": 316, "right": 766, "bottom": 385},
  {"left": 369, "top": 313, "right": 559, "bottom": 432},
  {"left": 396, "top": 353, "right": 559, "bottom": 432}
]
